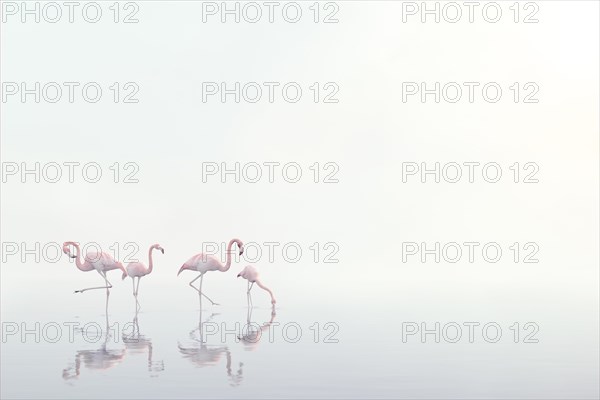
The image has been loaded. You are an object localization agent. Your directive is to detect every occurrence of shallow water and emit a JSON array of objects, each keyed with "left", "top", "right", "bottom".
[{"left": 2, "top": 266, "right": 599, "bottom": 399}]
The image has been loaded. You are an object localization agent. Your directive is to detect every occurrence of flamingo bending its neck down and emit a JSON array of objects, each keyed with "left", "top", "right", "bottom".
[
  {"left": 63, "top": 242, "right": 126, "bottom": 294},
  {"left": 237, "top": 265, "right": 276, "bottom": 306},
  {"left": 178, "top": 238, "right": 244, "bottom": 306},
  {"left": 125, "top": 244, "right": 164, "bottom": 300}
]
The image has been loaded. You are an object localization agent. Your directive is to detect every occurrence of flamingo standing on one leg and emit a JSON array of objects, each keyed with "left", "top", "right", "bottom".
[
  {"left": 125, "top": 244, "right": 164, "bottom": 303},
  {"left": 63, "top": 242, "right": 127, "bottom": 294},
  {"left": 237, "top": 265, "right": 276, "bottom": 306},
  {"left": 178, "top": 238, "right": 244, "bottom": 306}
]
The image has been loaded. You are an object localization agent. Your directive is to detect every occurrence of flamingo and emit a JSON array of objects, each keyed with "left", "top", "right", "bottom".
[
  {"left": 63, "top": 241, "right": 126, "bottom": 294},
  {"left": 178, "top": 238, "right": 244, "bottom": 306},
  {"left": 124, "top": 244, "right": 164, "bottom": 301},
  {"left": 237, "top": 265, "right": 276, "bottom": 306}
]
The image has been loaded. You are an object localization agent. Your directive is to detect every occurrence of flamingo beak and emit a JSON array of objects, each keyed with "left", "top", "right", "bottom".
[
  {"left": 237, "top": 273, "right": 241, "bottom": 278},
  {"left": 160, "top": 248, "right": 165, "bottom": 254},
  {"left": 70, "top": 255, "right": 76, "bottom": 259}
]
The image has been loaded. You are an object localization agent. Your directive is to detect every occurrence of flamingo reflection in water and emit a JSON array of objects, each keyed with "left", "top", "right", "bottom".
[
  {"left": 239, "top": 299, "right": 277, "bottom": 351},
  {"left": 62, "top": 291, "right": 125, "bottom": 381},
  {"left": 178, "top": 306, "right": 244, "bottom": 386},
  {"left": 122, "top": 301, "right": 164, "bottom": 377}
]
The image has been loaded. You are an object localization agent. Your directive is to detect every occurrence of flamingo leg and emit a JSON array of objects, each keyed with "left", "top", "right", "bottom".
[
  {"left": 135, "top": 277, "right": 142, "bottom": 311},
  {"left": 104, "top": 272, "right": 111, "bottom": 298},
  {"left": 74, "top": 270, "right": 112, "bottom": 294},
  {"left": 246, "top": 281, "right": 250, "bottom": 305},
  {"left": 131, "top": 278, "right": 136, "bottom": 296},
  {"left": 104, "top": 286, "right": 110, "bottom": 326},
  {"left": 246, "top": 298, "right": 253, "bottom": 322},
  {"left": 247, "top": 282, "right": 254, "bottom": 308},
  {"left": 188, "top": 273, "right": 219, "bottom": 305}
]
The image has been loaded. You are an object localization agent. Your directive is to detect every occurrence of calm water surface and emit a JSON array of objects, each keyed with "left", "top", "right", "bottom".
[{"left": 2, "top": 269, "right": 598, "bottom": 399}]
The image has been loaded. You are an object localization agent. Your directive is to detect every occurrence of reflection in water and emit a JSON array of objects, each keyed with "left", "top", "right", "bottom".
[
  {"left": 122, "top": 300, "right": 164, "bottom": 377},
  {"left": 178, "top": 304, "right": 243, "bottom": 386},
  {"left": 61, "top": 292, "right": 277, "bottom": 385},
  {"left": 239, "top": 301, "right": 277, "bottom": 352},
  {"left": 62, "top": 290, "right": 125, "bottom": 380},
  {"left": 63, "top": 291, "right": 165, "bottom": 381},
  {"left": 62, "top": 341, "right": 126, "bottom": 381}
]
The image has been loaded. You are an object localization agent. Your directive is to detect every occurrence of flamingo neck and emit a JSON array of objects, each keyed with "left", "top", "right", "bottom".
[
  {"left": 67, "top": 242, "right": 86, "bottom": 271},
  {"left": 256, "top": 280, "right": 276, "bottom": 303},
  {"left": 221, "top": 239, "right": 237, "bottom": 271},
  {"left": 147, "top": 247, "right": 154, "bottom": 274}
]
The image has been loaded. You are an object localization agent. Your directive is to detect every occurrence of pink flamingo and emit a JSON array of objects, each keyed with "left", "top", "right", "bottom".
[
  {"left": 237, "top": 265, "right": 276, "bottom": 306},
  {"left": 125, "top": 244, "right": 164, "bottom": 299},
  {"left": 63, "top": 242, "right": 126, "bottom": 294},
  {"left": 178, "top": 238, "right": 244, "bottom": 306}
]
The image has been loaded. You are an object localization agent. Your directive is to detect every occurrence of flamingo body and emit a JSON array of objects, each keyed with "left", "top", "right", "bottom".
[
  {"left": 126, "top": 262, "right": 149, "bottom": 278},
  {"left": 84, "top": 252, "right": 124, "bottom": 273},
  {"left": 181, "top": 253, "right": 226, "bottom": 274},
  {"left": 237, "top": 265, "right": 260, "bottom": 282}
]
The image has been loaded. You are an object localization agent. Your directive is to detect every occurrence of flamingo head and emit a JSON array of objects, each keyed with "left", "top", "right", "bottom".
[
  {"left": 237, "top": 265, "right": 249, "bottom": 279},
  {"left": 116, "top": 262, "right": 127, "bottom": 280},
  {"left": 62, "top": 243, "right": 76, "bottom": 258},
  {"left": 152, "top": 244, "right": 165, "bottom": 254},
  {"left": 230, "top": 238, "right": 244, "bottom": 256}
]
